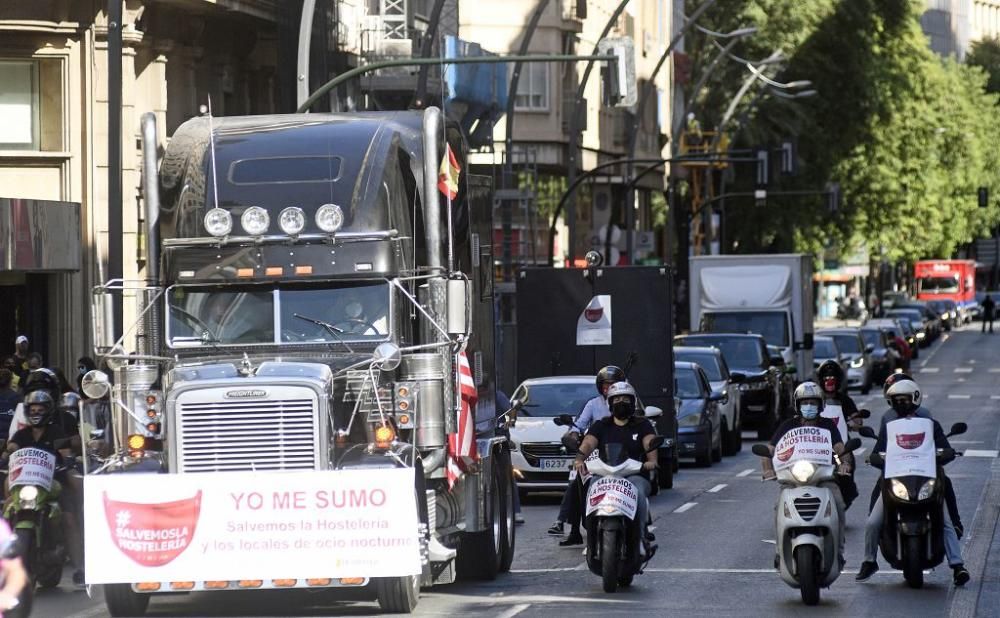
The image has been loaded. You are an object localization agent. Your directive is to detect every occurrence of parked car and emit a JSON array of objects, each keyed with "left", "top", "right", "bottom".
[
  {"left": 507, "top": 376, "right": 676, "bottom": 493},
  {"left": 816, "top": 327, "right": 874, "bottom": 393},
  {"left": 674, "top": 333, "right": 783, "bottom": 440},
  {"left": 674, "top": 362, "right": 724, "bottom": 467},
  {"left": 859, "top": 326, "right": 897, "bottom": 382},
  {"left": 674, "top": 346, "right": 745, "bottom": 455},
  {"left": 926, "top": 299, "right": 959, "bottom": 331},
  {"left": 812, "top": 335, "right": 850, "bottom": 382}
]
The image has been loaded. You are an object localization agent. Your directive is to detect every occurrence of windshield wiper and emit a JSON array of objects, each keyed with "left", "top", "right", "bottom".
[
  {"left": 293, "top": 313, "right": 354, "bottom": 353},
  {"left": 169, "top": 306, "right": 222, "bottom": 347}
]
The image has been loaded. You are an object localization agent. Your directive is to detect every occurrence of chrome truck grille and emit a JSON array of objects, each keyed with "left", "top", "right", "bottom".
[{"left": 173, "top": 386, "right": 321, "bottom": 473}]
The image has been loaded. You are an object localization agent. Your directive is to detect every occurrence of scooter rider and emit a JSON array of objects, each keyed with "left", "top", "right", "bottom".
[
  {"left": 762, "top": 382, "right": 851, "bottom": 567},
  {"left": 816, "top": 360, "right": 861, "bottom": 509},
  {"left": 856, "top": 378, "right": 969, "bottom": 585},
  {"left": 869, "top": 373, "right": 963, "bottom": 535},
  {"left": 573, "top": 382, "right": 658, "bottom": 546},
  {"left": 548, "top": 365, "right": 624, "bottom": 545}
]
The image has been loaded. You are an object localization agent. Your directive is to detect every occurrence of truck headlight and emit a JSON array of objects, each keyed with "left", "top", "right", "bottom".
[
  {"left": 917, "top": 479, "right": 935, "bottom": 501},
  {"left": 315, "top": 203, "right": 344, "bottom": 233},
  {"left": 850, "top": 357, "right": 864, "bottom": 368},
  {"left": 203, "top": 207, "right": 233, "bottom": 237},
  {"left": 791, "top": 461, "right": 815, "bottom": 483},
  {"left": 891, "top": 479, "right": 910, "bottom": 501},
  {"left": 241, "top": 206, "right": 270, "bottom": 235},
  {"left": 278, "top": 207, "right": 306, "bottom": 235}
]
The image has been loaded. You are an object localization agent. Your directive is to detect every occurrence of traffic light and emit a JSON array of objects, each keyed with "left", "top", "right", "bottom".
[
  {"left": 598, "top": 37, "right": 637, "bottom": 107},
  {"left": 979, "top": 186, "right": 989, "bottom": 208},
  {"left": 756, "top": 148, "right": 769, "bottom": 188},
  {"left": 827, "top": 182, "right": 841, "bottom": 213},
  {"left": 780, "top": 141, "right": 796, "bottom": 175}
]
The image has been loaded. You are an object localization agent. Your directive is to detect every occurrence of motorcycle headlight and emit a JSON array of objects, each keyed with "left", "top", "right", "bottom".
[
  {"left": 791, "top": 460, "right": 816, "bottom": 483},
  {"left": 850, "top": 357, "right": 864, "bottom": 368},
  {"left": 18, "top": 485, "right": 38, "bottom": 509},
  {"left": 917, "top": 479, "right": 936, "bottom": 501},
  {"left": 891, "top": 479, "right": 910, "bottom": 501}
]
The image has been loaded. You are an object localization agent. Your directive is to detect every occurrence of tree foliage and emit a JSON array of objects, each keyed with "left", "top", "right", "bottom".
[
  {"left": 966, "top": 37, "right": 1000, "bottom": 94},
  {"left": 684, "top": 0, "right": 1000, "bottom": 263}
]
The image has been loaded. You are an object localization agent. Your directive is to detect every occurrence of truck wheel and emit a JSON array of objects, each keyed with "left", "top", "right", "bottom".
[
  {"left": 498, "top": 448, "right": 516, "bottom": 573},
  {"left": 376, "top": 575, "right": 420, "bottom": 613},
  {"left": 104, "top": 584, "right": 150, "bottom": 617},
  {"left": 456, "top": 457, "right": 504, "bottom": 580}
]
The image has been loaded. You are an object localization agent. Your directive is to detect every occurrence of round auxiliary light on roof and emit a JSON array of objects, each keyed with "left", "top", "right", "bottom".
[
  {"left": 203, "top": 208, "right": 233, "bottom": 237},
  {"left": 279, "top": 207, "right": 306, "bottom": 235},
  {"left": 241, "top": 206, "right": 270, "bottom": 236},
  {"left": 315, "top": 203, "right": 344, "bottom": 234}
]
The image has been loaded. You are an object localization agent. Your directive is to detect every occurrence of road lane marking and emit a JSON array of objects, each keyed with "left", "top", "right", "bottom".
[
  {"left": 954, "top": 367, "right": 973, "bottom": 373},
  {"left": 741, "top": 431, "right": 757, "bottom": 439},
  {"left": 990, "top": 368, "right": 1000, "bottom": 373},
  {"left": 707, "top": 484, "right": 727, "bottom": 493},
  {"left": 963, "top": 450, "right": 999, "bottom": 458},
  {"left": 991, "top": 395, "right": 1000, "bottom": 400},
  {"left": 64, "top": 607, "right": 108, "bottom": 618},
  {"left": 674, "top": 502, "right": 698, "bottom": 513},
  {"left": 952, "top": 440, "right": 984, "bottom": 444},
  {"left": 737, "top": 468, "right": 755, "bottom": 477},
  {"left": 496, "top": 604, "right": 531, "bottom": 618},
  {"left": 948, "top": 394, "right": 971, "bottom": 400},
  {"left": 920, "top": 367, "right": 940, "bottom": 373}
]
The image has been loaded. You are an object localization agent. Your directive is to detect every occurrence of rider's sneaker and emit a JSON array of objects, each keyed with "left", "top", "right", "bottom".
[
  {"left": 855, "top": 561, "right": 879, "bottom": 582},
  {"left": 953, "top": 564, "right": 970, "bottom": 587},
  {"left": 547, "top": 521, "right": 564, "bottom": 536},
  {"left": 515, "top": 513, "right": 525, "bottom": 525},
  {"left": 559, "top": 531, "right": 584, "bottom": 547},
  {"left": 73, "top": 570, "right": 86, "bottom": 587}
]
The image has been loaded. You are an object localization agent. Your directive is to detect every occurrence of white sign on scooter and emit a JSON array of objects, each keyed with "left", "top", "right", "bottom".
[
  {"left": 884, "top": 417, "right": 936, "bottom": 479},
  {"left": 586, "top": 476, "right": 639, "bottom": 520},
  {"left": 83, "top": 467, "right": 421, "bottom": 584},
  {"left": 8, "top": 448, "right": 56, "bottom": 491},
  {"left": 821, "top": 403, "right": 847, "bottom": 444},
  {"left": 772, "top": 426, "right": 833, "bottom": 471}
]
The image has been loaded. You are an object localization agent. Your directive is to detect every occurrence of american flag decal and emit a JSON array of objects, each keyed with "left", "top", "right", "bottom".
[{"left": 447, "top": 350, "right": 479, "bottom": 488}]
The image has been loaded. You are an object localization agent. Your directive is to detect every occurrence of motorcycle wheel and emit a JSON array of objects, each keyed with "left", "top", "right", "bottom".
[
  {"left": 617, "top": 573, "right": 634, "bottom": 587},
  {"left": 36, "top": 565, "right": 62, "bottom": 589},
  {"left": 13, "top": 529, "right": 33, "bottom": 580},
  {"left": 903, "top": 536, "right": 924, "bottom": 589},
  {"left": 601, "top": 528, "right": 620, "bottom": 593},
  {"left": 795, "top": 545, "right": 820, "bottom": 606}
]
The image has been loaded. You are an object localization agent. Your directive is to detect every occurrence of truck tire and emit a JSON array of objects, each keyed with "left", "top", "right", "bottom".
[
  {"left": 376, "top": 575, "right": 420, "bottom": 613},
  {"left": 104, "top": 584, "right": 150, "bottom": 617},
  {"left": 497, "top": 449, "right": 516, "bottom": 573},
  {"left": 456, "top": 456, "right": 504, "bottom": 580}
]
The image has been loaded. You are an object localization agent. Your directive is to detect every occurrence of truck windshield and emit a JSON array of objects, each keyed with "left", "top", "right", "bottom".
[
  {"left": 167, "top": 282, "right": 390, "bottom": 346},
  {"left": 700, "top": 311, "right": 789, "bottom": 347},
  {"left": 917, "top": 276, "right": 959, "bottom": 293}
]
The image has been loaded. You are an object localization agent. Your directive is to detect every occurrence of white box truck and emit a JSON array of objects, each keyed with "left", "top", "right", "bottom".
[{"left": 689, "top": 254, "right": 814, "bottom": 386}]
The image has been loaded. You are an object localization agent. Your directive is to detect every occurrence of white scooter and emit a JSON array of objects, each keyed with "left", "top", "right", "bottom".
[
  {"left": 752, "top": 435, "right": 860, "bottom": 605},
  {"left": 582, "top": 437, "right": 663, "bottom": 593}
]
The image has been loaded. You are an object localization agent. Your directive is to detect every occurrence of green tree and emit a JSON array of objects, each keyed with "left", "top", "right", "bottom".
[{"left": 966, "top": 37, "right": 1000, "bottom": 94}]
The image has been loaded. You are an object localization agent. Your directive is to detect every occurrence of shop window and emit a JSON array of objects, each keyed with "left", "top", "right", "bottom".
[{"left": 0, "top": 58, "right": 63, "bottom": 151}]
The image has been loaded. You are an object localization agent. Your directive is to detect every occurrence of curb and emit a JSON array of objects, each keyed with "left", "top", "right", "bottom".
[{"left": 949, "top": 453, "right": 1000, "bottom": 617}]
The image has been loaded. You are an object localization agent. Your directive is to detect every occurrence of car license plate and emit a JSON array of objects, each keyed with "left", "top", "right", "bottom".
[{"left": 539, "top": 458, "right": 573, "bottom": 471}]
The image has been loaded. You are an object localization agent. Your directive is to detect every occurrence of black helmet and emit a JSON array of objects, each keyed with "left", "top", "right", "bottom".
[
  {"left": 24, "top": 390, "right": 55, "bottom": 427},
  {"left": 22, "top": 368, "right": 59, "bottom": 397},
  {"left": 59, "top": 392, "right": 82, "bottom": 415},
  {"left": 883, "top": 372, "right": 914, "bottom": 394},
  {"left": 595, "top": 365, "right": 626, "bottom": 395},
  {"left": 816, "top": 360, "right": 844, "bottom": 393}
]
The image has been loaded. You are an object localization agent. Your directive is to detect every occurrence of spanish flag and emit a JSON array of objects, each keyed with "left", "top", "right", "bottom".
[{"left": 438, "top": 143, "right": 460, "bottom": 199}]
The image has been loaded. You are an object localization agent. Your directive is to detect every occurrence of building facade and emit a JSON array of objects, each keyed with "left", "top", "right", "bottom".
[{"left": 922, "top": 0, "right": 1000, "bottom": 58}]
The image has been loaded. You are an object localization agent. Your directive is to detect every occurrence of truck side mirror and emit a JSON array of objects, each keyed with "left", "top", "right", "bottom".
[
  {"left": 91, "top": 286, "right": 117, "bottom": 356},
  {"left": 447, "top": 278, "right": 471, "bottom": 336}
]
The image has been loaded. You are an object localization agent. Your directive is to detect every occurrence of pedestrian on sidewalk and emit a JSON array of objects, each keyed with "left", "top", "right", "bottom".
[
  {"left": 982, "top": 295, "right": 995, "bottom": 334},
  {"left": 10, "top": 336, "right": 29, "bottom": 382},
  {"left": 0, "top": 370, "right": 19, "bottom": 438}
]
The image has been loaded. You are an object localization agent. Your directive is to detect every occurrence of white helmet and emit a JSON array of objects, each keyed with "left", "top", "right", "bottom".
[
  {"left": 886, "top": 379, "right": 922, "bottom": 409},
  {"left": 793, "top": 381, "right": 825, "bottom": 412},
  {"left": 606, "top": 381, "right": 636, "bottom": 403}
]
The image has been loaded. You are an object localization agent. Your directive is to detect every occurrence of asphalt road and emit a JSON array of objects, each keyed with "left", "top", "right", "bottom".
[{"left": 47, "top": 324, "right": 1000, "bottom": 618}]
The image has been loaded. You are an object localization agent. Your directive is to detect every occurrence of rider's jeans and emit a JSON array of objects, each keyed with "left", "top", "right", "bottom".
[
  {"left": 821, "top": 481, "right": 846, "bottom": 564},
  {"left": 865, "top": 495, "right": 963, "bottom": 566},
  {"left": 626, "top": 474, "right": 652, "bottom": 539}
]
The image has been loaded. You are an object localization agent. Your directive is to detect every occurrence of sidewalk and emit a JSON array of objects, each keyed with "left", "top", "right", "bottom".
[{"left": 949, "top": 455, "right": 1000, "bottom": 617}]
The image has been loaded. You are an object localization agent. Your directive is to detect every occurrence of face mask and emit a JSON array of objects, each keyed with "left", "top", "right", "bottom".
[
  {"left": 611, "top": 401, "right": 633, "bottom": 420},
  {"left": 800, "top": 403, "right": 819, "bottom": 420},
  {"left": 891, "top": 399, "right": 913, "bottom": 415},
  {"left": 78, "top": 366, "right": 86, "bottom": 375}
]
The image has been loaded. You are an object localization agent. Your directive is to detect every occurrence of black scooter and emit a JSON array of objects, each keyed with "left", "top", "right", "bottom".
[{"left": 858, "top": 422, "right": 967, "bottom": 588}]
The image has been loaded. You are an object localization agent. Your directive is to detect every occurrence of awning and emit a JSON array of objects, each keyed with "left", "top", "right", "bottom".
[
  {"left": 0, "top": 198, "right": 80, "bottom": 272},
  {"left": 814, "top": 272, "right": 852, "bottom": 283}
]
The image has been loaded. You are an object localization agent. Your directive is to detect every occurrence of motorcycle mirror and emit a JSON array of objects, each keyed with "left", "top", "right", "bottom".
[
  {"left": 644, "top": 405, "right": 663, "bottom": 419},
  {"left": 510, "top": 397, "right": 524, "bottom": 411},
  {"left": 751, "top": 444, "right": 771, "bottom": 458},
  {"left": 859, "top": 409, "right": 871, "bottom": 419},
  {"left": 843, "top": 438, "right": 862, "bottom": 452},
  {"left": 552, "top": 414, "right": 575, "bottom": 427},
  {"left": 947, "top": 422, "right": 968, "bottom": 437},
  {"left": 858, "top": 425, "right": 878, "bottom": 439},
  {"left": 646, "top": 435, "right": 665, "bottom": 452}
]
